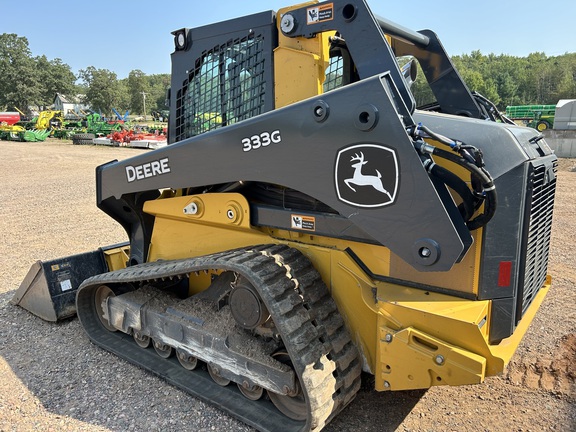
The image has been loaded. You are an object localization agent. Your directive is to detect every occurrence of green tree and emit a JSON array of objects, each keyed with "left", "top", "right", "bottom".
[
  {"left": 550, "top": 54, "right": 576, "bottom": 102},
  {"left": 127, "top": 69, "right": 150, "bottom": 114},
  {"left": 0, "top": 33, "right": 41, "bottom": 113},
  {"left": 453, "top": 52, "right": 503, "bottom": 107},
  {"left": 116, "top": 80, "right": 130, "bottom": 115},
  {"left": 484, "top": 54, "right": 524, "bottom": 108},
  {"left": 147, "top": 73, "right": 171, "bottom": 112},
  {"left": 79, "top": 66, "right": 126, "bottom": 116},
  {"left": 35, "top": 56, "right": 77, "bottom": 110},
  {"left": 518, "top": 52, "right": 549, "bottom": 104}
]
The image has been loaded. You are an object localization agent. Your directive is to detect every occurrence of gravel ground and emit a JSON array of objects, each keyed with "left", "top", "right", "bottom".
[{"left": 0, "top": 139, "right": 574, "bottom": 432}]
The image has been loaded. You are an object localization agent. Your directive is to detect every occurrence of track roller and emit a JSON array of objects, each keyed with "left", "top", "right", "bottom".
[
  {"left": 176, "top": 350, "right": 198, "bottom": 370},
  {"left": 153, "top": 339, "right": 174, "bottom": 358},
  {"left": 132, "top": 330, "right": 151, "bottom": 348},
  {"left": 208, "top": 364, "right": 231, "bottom": 386},
  {"left": 238, "top": 382, "right": 264, "bottom": 400}
]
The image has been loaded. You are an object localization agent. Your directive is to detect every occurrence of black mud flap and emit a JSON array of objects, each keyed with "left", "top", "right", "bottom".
[{"left": 11, "top": 244, "right": 128, "bottom": 322}]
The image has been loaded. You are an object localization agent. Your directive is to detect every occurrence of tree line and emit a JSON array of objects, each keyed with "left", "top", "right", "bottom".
[
  {"left": 411, "top": 50, "right": 576, "bottom": 110},
  {"left": 0, "top": 33, "right": 169, "bottom": 117},
  {"left": 1, "top": 33, "right": 575, "bottom": 117}
]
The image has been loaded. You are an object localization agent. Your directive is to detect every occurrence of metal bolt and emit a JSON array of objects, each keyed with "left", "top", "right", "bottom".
[
  {"left": 384, "top": 333, "right": 393, "bottom": 343},
  {"left": 420, "top": 247, "right": 432, "bottom": 258},
  {"left": 313, "top": 101, "right": 329, "bottom": 122},
  {"left": 227, "top": 209, "right": 235, "bottom": 220},
  {"left": 184, "top": 202, "right": 198, "bottom": 215},
  {"left": 435, "top": 355, "right": 445, "bottom": 365},
  {"left": 383, "top": 381, "right": 390, "bottom": 389}
]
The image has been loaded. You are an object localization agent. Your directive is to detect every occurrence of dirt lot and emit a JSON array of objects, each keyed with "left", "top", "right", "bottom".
[{"left": 0, "top": 139, "right": 574, "bottom": 431}]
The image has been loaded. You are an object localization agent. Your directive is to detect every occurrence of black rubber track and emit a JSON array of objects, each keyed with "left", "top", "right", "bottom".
[{"left": 76, "top": 244, "right": 362, "bottom": 432}]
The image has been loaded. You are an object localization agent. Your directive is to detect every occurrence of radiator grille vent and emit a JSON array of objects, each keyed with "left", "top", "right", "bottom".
[{"left": 518, "top": 161, "right": 557, "bottom": 320}]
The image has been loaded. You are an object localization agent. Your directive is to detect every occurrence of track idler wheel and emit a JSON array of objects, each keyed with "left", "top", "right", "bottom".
[
  {"left": 94, "top": 285, "right": 117, "bottom": 332},
  {"left": 267, "top": 352, "right": 306, "bottom": 421}
]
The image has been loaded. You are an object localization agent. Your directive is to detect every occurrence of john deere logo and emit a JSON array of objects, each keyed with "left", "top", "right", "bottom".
[{"left": 335, "top": 144, "right": 398, "bottom": 208}]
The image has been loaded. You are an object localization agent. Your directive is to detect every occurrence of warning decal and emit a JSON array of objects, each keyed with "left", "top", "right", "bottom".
[
  {"left": 291, "top": 214, "right": 316, "bottom": 231},
  {"left": 307, "top": 3, "right": 334, "bottom": 24}
]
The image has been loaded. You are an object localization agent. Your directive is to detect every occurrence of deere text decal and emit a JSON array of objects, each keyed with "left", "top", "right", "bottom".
[{"left": 126, "top": 158, "right": 171, "bottom": 183}]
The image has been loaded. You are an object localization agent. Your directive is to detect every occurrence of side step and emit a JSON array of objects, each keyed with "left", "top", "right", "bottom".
[{"left": 11, "top": 243, "right": 129, "bottom": 321}]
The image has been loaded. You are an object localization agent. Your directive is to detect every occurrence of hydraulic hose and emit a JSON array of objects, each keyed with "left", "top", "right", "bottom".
[
  {"left": 467, "top": 187, "right": 497, "bottom": 230},
  {"left": 423, "top": 160, "right": 476, "bottom": 222},
  {"left": 431, "top": 147, "right": 497, "bottom": 230},
  {"left": 472, "top": 91, "right": 515, "bottom": 125},
  {"left": 412, "top": 125, "right": 498, "bottom": 230}
]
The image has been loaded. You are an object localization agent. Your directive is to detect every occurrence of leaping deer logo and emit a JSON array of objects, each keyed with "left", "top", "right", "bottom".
[{"left": 344, "top": 152, "right": 393, "bottom": 201}]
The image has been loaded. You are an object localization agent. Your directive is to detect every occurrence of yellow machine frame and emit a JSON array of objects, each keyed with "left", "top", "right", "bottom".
[{"left": 136, "top": 186, "right": 549, "bottom": 391}]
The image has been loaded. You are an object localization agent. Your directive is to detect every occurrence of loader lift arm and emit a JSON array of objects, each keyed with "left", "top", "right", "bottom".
[
  {"left": 99, "top": 1, "right": 497, "bottom": 272},
  {"left": 97, "top": 74, "right": 473, "bottom": 272},
  {"left": 281, "top": 0, "right": 485, "bottom": 119}
]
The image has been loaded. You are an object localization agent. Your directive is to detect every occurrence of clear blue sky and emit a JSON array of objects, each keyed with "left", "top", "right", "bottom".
[{"left": 2, "top": 0, "right": 575, "bottom": 80}]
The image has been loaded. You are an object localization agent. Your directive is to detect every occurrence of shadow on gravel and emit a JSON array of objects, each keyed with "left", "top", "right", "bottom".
[
  {"left": 0, "top": 290, "right": 424, "bottom": 431},
  {"left": 325, "top": 376, "right": 426, "bottom": 432}
]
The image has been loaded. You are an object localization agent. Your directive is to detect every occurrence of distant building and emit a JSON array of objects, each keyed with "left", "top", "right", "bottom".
[{"left": 53, "top": 93, "right": 90, "bottom": 117}]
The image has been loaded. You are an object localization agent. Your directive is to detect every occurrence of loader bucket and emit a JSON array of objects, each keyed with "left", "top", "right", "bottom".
[{"left": 11, "top": 243, "right": 129, "bottom": 322}]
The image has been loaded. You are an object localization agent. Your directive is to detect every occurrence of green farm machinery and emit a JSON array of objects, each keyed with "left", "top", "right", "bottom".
[
  {"left": 0, "top": 110, "right": 64, "bottom": 142},
  {"left": 505, "top": 104, "right": 556, "bottom": 131},
  {"left": 69, "top": 112, "right": 127, "bottom": 144}
]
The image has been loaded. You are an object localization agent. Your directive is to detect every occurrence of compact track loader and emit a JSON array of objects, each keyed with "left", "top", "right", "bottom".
[{"left": 13, "top": 1, "right": 557, "bottom": 430}]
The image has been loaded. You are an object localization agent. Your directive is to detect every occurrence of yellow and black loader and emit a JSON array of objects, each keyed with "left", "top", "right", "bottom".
[{"left": 13, "top": 1, "right": 557, "bottom": 430}]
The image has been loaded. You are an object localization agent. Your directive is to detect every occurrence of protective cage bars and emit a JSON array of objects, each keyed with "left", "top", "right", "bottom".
[
  {"left": 175, "top": 34, "right": 268, "bottom": 141},
  {"left": 324, "top": 55, "right": 345, "bottom": 92}
]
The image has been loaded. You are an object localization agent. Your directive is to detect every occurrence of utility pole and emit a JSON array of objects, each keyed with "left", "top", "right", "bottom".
[{"left": 141, "top": 92, "right": 148, "bottom": 121}]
